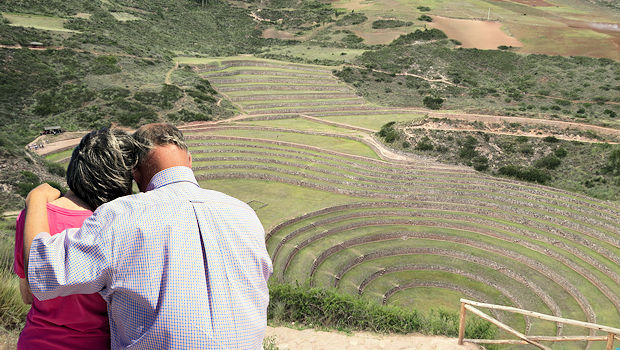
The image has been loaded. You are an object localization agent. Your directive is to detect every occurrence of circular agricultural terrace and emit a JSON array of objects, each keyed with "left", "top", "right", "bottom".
[
  {"left": 180, "top": 57, "right": 619, "bottom": 346},
  {"left": 178, "top": 122, "right": 619, "bottom": 346}
]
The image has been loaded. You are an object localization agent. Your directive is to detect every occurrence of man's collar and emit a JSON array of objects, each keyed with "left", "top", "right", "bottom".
[{"left": 145, "top": 166, "right": 198, "bottom": 192}]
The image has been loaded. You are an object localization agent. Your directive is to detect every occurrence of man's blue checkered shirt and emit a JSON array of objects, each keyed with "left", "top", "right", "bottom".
[{"left": 29, "top": 166, "right": 273, "bottom": 349}]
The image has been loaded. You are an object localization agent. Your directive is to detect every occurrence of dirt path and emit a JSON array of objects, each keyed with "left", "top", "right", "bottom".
[
  {"left": 265, "top": 326, "right": 481, "bottom": 350},
  {"left": 165, "top": 60, "right": 179, "bottom": 85}
]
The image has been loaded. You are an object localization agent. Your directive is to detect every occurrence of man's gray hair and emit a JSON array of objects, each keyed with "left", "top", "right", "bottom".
[
  {"left": 132, "top": 123, "right": 187, "bottom": 164},
  {"left": 67, "top": 128, "right": 145, "bottom": 210}
]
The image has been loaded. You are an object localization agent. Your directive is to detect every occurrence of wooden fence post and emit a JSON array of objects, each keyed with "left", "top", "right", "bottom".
[
  {"left": 606, "top": 333, "right": 614, "bottom": 350},
  {"left": 458, "top": 302, "right": 466, "bottom": 345}
]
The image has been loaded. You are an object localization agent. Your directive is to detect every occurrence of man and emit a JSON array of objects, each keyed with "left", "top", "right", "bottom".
[{"left": 24, "top": 123, "right": 273, "bottom": 349}]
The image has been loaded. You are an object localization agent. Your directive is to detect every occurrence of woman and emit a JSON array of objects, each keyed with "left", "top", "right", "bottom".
[{"left": 13, "top": 128, "right": 144, "bottom": 349}]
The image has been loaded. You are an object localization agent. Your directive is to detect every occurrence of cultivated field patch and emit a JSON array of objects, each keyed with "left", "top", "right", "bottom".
[
  {"left": 1, "top": 12, "right": 79, "bottom": 33},
  {"left": 428, "top": 16, "right": 522, "bottom": 49}
]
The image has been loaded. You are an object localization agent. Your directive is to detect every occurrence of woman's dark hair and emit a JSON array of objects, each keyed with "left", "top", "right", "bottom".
[{"left": 66, "top": 128, "right": 145, "bottom": 210}]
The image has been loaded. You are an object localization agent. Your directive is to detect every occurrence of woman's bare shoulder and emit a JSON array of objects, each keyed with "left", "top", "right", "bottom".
[{"left": 50, "top": 191, "right": 91, "bottom": 211}]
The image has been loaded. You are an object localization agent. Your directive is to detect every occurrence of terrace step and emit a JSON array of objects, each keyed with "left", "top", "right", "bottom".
[
  {"left": 240, "top": 99, "right": 367, "bottom": 110},
  {"left": 217, "top": 85, "right": 351, "bottom": 92},
  {"left": 212, "top": 78, "right": 339, "bottom": 86},
  {"left": 228, "top": 93, "right": 360, "bottom": 102},
  {"left": 204, "top": 70, "right": 331, "bottom": 79},
  {"left": 195, "top": 60, "right": 333, "bottom": 74},
  {"left": 246, "top": 105, "right": 387, "bottom": 115}
]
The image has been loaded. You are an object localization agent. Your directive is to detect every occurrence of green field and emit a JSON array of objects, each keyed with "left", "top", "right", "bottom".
[{"left": 2, "top": 12, "right": 80, "bottom": 33}]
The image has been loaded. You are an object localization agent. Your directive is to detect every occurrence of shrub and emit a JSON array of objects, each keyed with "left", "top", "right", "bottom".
[
  {"left": 134, "top": 84, "right": 182, "bottom": 110},
  {"left": 342, "top": 33, "right": 364, "bottom": 45},
  {"left": 498, "top": 165, "right": 551, "bottom": 184},
  {"left": 458, "top": 136, "right": 478, "bottom": 160},
  {"left": 33, "top": 84, "right": 96, "bottom": 116},
  {"left": 534, "top": 155, "right": 561, "bottom": 169},
  {"left": 518, "top": 143, "right": 533, "bottom": 155},
  {"left": 554, "top": 147, "right": 567, "bottom": 158},
  {"left": 472, "top": 155, "right": 489, "bottom": 171},
  {"left": 391, "top": 29, "right": 447, "bottom": 45},
  {"left": 542, "top": 136, "right": 559, "bottom": 143},
  {"left": 603, "top": 147, "right": 620, "bottom": 175},
  {"left": 335, "top": 12, "right": 368, "bottom": 26},
  {"left": 91, "top": 55, "right": 121, "bottom": 75},
  {"left": 372, "top": 20, "right": 412, "bottom": 29},
  {"left": 167, "top": 109, "right": 211, "bottom": 122},
  {"left": 603, "top": 109, "right": 617, "bottom": 118},
  {"left": 378, "top": 122, "right": 398, "bottom": 143},
  {"left": 423, "top": 96, "right": 444, "bottom": 110},
  {"left": 45, "top": 160, "right": 66, "bottom": 177},
  {"left": 15, "top": 171, "right": 40, "bottom": 197},
  {"left": 415, "top": 136, "right": 434, "bottom": 151},
  {"left": 418, "top": 15, "right": 432, "bottom": 22},
  {"left": 417, "top": 6, "right": 431, "bottom": 11}
]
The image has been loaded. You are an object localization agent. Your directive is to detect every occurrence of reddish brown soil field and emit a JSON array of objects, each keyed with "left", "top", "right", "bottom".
[
  {"left": 429, "top": 16, "right": 522, "bottom": 49},
  {"left": 492, "top": 0, "right": 554, "bottom": 7}
]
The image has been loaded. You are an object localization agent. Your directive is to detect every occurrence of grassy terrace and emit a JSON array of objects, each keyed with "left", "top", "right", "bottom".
[
  {"left": 177, "top": 114, "right": 620, "bottom": 345},
  {"left": 267, "top": 204, "right": 619, "bottom": 343}
]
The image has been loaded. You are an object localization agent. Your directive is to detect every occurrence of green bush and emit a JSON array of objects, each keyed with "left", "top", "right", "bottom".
[
  {"left": 542, "top": 136, "right": 559, "bottom": 143},
  {"left": 498, "top": 165, "right": 551, "bottom": 184},
  {"left": 32, "top": 84, "right": 96, "bottom": 116},
  {"left": 534, "top": 155, "right": 561, "bottom": 169},
  {"left": 335, "top": 12, "right": 367, "bottom": 26},
  {"left": 134, "top": 84, "right": 183, "bottom": 110},
  {"left": 45, "top": 160, "right": 66, "bottom": 177},
  {"left": 342, "top": 33, "right": 364, "bottom": 46},
  {"left": 603, "top": 147, "right": 620, "bottom": 175},
  {"left": 418, "top": 15, "right": 432, "bottom": 22},
  {"left": 458, "top": 136, "right": 478, "bottom": 160},
  {"left": 167, "top": 109, "right": 211, "bottom": 122},
  {"left": 268, "top": 283, "right": 496, "bottom": 339},
  {"left": 423, "top": 96, "right": 444, "bottom": 110},
  {"left": 554, "top": 147, "right": 567, "bottom": 158},
  {"left": 91, "top": 55, "right": 121, "bottom": 75},
  {"left": 15, "top": 171, "right": 40, "bottom": 197},
  {"left": 390, "top": 29, "right": 447, "bottom": 45},
  {"left": 372, "top": 19, "right": 412, "bottom": 29},
  {"left": 415, "top": 136, "right": 434, "bottom": 151},
  {"left": 472, "top": 155, "right": 489, "bottom": 171},
  {"left": 417, "top": 6, "right": 431, "bottom": 12},
  {"left": 378, "top": 122, "right": 398, "bottom": 143}
]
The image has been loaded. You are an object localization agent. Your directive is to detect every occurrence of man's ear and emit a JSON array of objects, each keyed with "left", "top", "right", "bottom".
[{"left": 187, "top": 152, "right": 192, "bottom": 168}]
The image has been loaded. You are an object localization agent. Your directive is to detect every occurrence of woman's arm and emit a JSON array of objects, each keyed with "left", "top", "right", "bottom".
[
  {"left": 19, "top": 279, "right": 33, "bottom": 305},
  {"left": 23, "top": 183, "right": 60, "bottom": 284}
]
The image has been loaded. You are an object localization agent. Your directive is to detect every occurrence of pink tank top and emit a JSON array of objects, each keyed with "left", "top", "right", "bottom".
[{"left": 14, "top": 204, "right": 110, "bottom": 349}]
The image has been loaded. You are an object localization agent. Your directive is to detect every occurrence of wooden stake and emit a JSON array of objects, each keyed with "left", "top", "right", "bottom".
[
  {"left": 607, "top": 333, "right": 615, "bottom": 350},
  {"left": 458, "top": 302, "right": 466, "bottom": 345}
]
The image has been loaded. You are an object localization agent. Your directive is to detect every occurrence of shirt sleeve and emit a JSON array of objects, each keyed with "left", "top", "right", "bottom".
[
  {"left": 13, "top": 210, "right": 26, "bottom": 278},
  {"left": 27, "top": 213, "right": 112, "bottom": 301}
]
